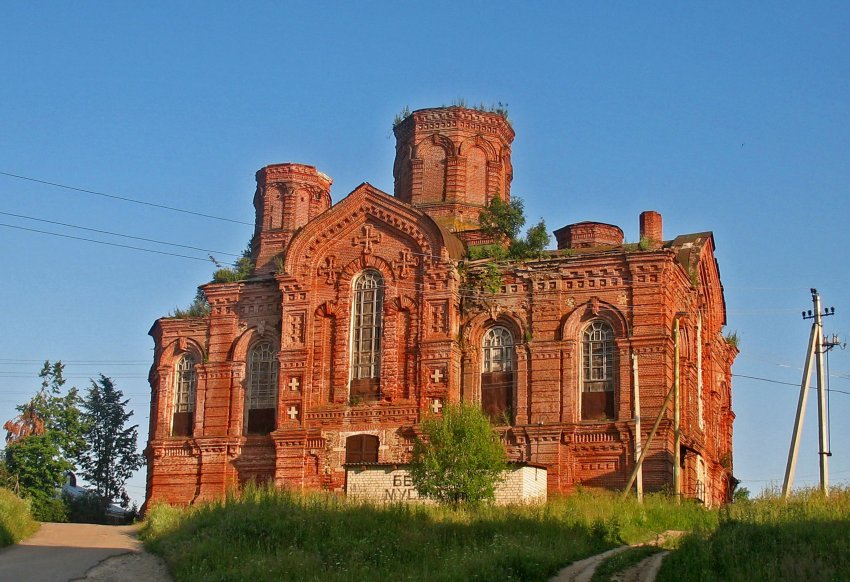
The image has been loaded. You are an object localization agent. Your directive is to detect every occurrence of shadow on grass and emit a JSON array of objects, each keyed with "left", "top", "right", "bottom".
[
  {"left": 141, "top": 490, "right": 620, "bottom": 582},
  {"left": 657, "top": 518, "right": 850, "bottom": 582}
]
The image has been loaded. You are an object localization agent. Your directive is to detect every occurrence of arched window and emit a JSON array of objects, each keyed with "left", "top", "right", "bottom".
[
  {"left": 581, "top": 320, "right": 616, "bottom": 420},
  {"left": 246, "top": 341, "right": 278, "bottom": 434},
  {"left": 350, "top": 270, "right": 383, "bottom": 401},
  {"left": 172, "top": 355, "right": 196, "bottom": 437},
  {"left": 481, "top": 326, "right": 515, "bottom": 423},
  {"left": 345, "top": 434, "right": 379, "bottom": 464}
]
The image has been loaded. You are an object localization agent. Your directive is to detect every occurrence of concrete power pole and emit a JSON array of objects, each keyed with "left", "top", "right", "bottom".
[{"left": 782, "top": 288, "right": 834, "bottom": 498}]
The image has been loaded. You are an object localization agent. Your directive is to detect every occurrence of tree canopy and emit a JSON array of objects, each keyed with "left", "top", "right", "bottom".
[{"left": 409, "top": 403, "right": 507, "bottom": 505}]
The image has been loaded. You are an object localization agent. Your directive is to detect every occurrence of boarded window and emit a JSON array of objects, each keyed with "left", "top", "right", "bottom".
[
  {"left": 246, "top": 341, "right": 278, "bottom": 434},
  {"left": 581, "top": 321, "right": 616, "bottom": 420},
  {"left": 350, "top": 270, "right": 383, "bottom": 400},
  {"left": 172, "top": 355, "right": 195, "bottom": 437},
  {"left": 482, "top": 326, "right": 514, "bottom": 423},
  {"left": 345, "top": 434, "right": 379, "bottom": 464}
]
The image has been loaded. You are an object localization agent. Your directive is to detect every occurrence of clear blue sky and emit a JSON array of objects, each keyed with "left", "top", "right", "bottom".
[{"left": 2, "top": 2, "right": 848, "bottom": 503}]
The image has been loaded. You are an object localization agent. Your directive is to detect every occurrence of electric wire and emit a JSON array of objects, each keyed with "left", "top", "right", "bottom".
[
  {"left": 0, "top": 170, "right": 253, "bottom": 225},
  {"left": 0, "top": 222, "right": 213, "bottom": 262},
  {"left": 0, "top": 210, "right": 241, "bottom": 257}
]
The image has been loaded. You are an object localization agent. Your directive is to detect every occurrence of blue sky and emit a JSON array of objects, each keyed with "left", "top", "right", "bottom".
[{"left": 1, "top": 2, "right": 848, "bottom": 503}]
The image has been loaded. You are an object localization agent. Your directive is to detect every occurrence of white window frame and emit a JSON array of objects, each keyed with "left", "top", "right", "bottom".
[
  {"left": 482, "top": 326, "right": 514, "bottom": 373},
  {"left": 350, "top": 270, "right": 384, "bottom": 380}
]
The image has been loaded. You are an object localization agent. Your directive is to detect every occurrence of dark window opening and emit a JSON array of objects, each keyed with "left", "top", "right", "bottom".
[{"left": 345, "top": 434, "right": 379, "bottom": 464}]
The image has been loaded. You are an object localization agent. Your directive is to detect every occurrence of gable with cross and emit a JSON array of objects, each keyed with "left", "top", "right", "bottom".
[{"left": 352, "top": 224, "right": 382, "bottom": 255}]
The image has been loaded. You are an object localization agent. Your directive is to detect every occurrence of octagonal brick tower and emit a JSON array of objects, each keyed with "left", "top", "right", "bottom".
[
  {"left": 392, "top": 106, "right": 514, "bottom": 233},
  {"left": 251, "top": 163, "right": 332, "bottom": 274}
]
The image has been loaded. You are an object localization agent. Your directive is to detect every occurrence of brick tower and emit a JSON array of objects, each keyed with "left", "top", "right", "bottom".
[
  {"left": 251, "top": 163, "right": 332, "bottom": 274},
  {"left": 392, "top": 106, "right": 514, "bottom": 233}
]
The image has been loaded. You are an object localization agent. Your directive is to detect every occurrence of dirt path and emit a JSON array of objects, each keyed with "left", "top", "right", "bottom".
[
  {"left": 0, "top": 522, "right": 170, "bottom": 582},
  {"left": 549, "top": 530, "right": 683, "bottom": 582}
]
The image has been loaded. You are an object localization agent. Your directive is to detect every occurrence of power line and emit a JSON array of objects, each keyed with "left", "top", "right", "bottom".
[
  {"left": 733, "top": 373, "right": 850, "bottom": 396},
  {"left": 0, "top": 222, "right": 213, "bottom": 262},
  {"left": 0, "top": 210, "right": 241, "bottom": 257},
  {"left": 0, "top": 170, "right": 253, "bottom": 226}
]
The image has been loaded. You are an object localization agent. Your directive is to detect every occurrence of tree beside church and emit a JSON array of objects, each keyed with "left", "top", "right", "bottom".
[{"left": 145, "top": 105, "right": 737, "bottom": 508}]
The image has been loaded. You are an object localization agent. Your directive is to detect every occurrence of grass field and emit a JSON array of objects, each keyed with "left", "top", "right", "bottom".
[
  {"left": 0, "top": 487, "right": 39, "bottom": 547},
  {"left": 140, "top": 485, "right": 714, "bottom": 582},
  {"left": 141, "top": 485, "right": 850, "bottom": 581},
  {"left": 656, "top": 486, "right": 850, "bottom": 582}
]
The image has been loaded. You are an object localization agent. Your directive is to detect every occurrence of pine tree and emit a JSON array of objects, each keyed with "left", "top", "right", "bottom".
[{"left": 78, "top": 375, "right": 144, "bottom": 504}]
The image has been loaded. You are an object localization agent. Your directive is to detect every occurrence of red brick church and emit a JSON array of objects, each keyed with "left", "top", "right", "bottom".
[{"left": 145, "top": 106, "right": 737, "bottom": 507}]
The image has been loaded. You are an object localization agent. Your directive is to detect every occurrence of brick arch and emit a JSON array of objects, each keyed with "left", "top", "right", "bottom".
[
  {"left": 338, "top": 254, "right": 396, "bottom": 289},
  {"left": 160, "top": 337, "right": 205, "bottom": 370},
  {"left": 458, "top": 134, "right": 499, "bottom": 162},
  {"left": 229, "top": 326, "right": 278, "bottom": 363},
  {"left": 284, "top": 184, "right": 451, "bottom": 279},
  {"left": 559, "top": 299, "right": 629, "bottom": 341},
  {"left": 414, "top": 133, "right": 457, "bottom": 158},
  {"left": 387, "top": 294, "right": 417, "bottom": 314}
]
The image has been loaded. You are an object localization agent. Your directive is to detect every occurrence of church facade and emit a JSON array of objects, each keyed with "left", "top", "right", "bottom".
[{"left": 145, "top": 106, "right": 737, "bottom": 507}]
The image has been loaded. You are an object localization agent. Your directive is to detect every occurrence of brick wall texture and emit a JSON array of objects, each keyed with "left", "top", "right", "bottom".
[{"left": 145, "top": 106, "right": 737, "bottom": 509}]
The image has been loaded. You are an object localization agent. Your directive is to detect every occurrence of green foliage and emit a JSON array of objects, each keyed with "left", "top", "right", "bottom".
[
  {"left": 723, "top": 330, "right": 740, "bottom": 349},
  {"left": 78, "top": 375, "right": 144, "bottom": 504},
  {"left": 732, "top": 486, "right": 750, "bottom": 502},
  {"left": 474, "top": 196, "right": 551, "bottom": 261},
  {"left": 638, "top": 236, "right": 652, "bottom": 251},
  {"left": 409, "top": 403, "right": 507, "bottom": 505},
  {"left": 212, "top": 256, "right": 254, "bottom": 283},
  {"left": 140, "top": 486, "right": 717, "bottom": 582},
  {"left": 392, "top": 105, "right": 412, "bottom": 127},
  {"left": 657, "top": 487, "right": 850, "bottom": 582},
  {"left": 168, "top": 289, "right": 211, "bottom": 318},
  {"left": 3, "top": 361, "right": 84, "bottom": 521},
  {"left": 0, "top": 487, "right": 39, "bottom": 546},
  {"left": 479, "top": 196, "right": 525, "bottom": 240}
]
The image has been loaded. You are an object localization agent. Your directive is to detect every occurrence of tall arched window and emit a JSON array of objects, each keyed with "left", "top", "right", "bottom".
[
  {"left": 172, "top": 355, "right": 196, "bottom": 437},
  {"left": 481, "top": 326, "right": 514, "bottom": 423},
  {"left": 350, "top": 270, "right": 383, "bottom": 401},
  {"left": 581, "top": 320, "right": 616, "bottom": 420},
  {"left": 246, "top": 341, "right": 278, "bottom": 434}
]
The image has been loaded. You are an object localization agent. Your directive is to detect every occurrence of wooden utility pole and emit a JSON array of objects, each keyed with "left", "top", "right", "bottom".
[
  {"left": 631, "top": 352, "right": 643, "bottom": 502},
  {"left": 782, "top": 288, "right": 834, "bottom": 498},
  {"left": 673, "top": 316, "right": 682, "bottom": 504}
]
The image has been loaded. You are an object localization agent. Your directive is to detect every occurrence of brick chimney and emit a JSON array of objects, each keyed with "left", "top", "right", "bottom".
[{"left": 639, "top": 211, "right": 663, "bottom": 249}]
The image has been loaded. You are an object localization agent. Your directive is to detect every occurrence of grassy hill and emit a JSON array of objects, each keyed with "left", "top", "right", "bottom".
[{"left": 140, "top": 486, "right": 713, "bottom": 581}]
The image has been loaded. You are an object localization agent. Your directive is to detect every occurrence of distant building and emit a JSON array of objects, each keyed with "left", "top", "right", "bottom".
[{"left": 145, "top": 106, "right": 737, "bottom": 507}]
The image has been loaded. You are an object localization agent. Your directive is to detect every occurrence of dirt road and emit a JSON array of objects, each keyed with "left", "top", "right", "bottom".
[{"left": 0, "top": 523, "right": 170, "bottom": 582}]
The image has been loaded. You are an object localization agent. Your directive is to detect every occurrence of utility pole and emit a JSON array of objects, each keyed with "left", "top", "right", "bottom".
[
  {"left": 631, "top": 352, "right": 643, "bottom": 502},
  {"left": 782, "top": 288, "right": 835, "bottom": 498},
  {"left": 673, "top": 314, "right": 683, "bottom": 504}
]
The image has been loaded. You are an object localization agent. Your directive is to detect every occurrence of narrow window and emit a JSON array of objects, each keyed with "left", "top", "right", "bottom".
[
  {"left": 581, "top": 320, "right": 616, "bottom": 420},
  {"left": 481, "top": 326, "right": 515, "bottom": 423},
  {"left": 172, "top": 355, "right": 195, "bottom": 437},
  {"left": 350, "top": 270, "right": 383, "bottom": 401},
  {"left": 246, "top": 341, "right": 278, "bottom": 434}
]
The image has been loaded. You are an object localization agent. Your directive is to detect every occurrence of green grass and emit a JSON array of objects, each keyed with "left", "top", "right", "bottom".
[
  {"left": 657, "top": 486, "right": 850, "bottom": 582},
  {"left": 0, "top": 487, "right": 39, "bottom": 546},
  {"left": 140, "top": 486, "right": 714, "bottom": 582}
]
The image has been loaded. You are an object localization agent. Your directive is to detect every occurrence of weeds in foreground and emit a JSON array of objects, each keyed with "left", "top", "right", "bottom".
[
  {"left": 657, "top": 486, "right": 850, "bottom": 582},
  {"left": 141, "top": 486, "right": 713, "bottom": 582},
  {"left": 0, "top": 487, "right": 39, "bottom": 546}
]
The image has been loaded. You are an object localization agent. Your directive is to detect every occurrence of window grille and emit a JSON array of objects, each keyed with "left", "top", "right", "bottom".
[
  {"left": 174, "top": 355, "right": 196, "bottom": 413},
  {"left": 483, "top": 326, "right": 514, "bottom": 372},
  {"left": 582, "top": 321, "right": 615, "bottom": 392},
  {"left": 351, "top": 270, "right": 383, "bottom": 380},
  {"left": 247, "top": 341, "right": 278, "bottom": 409}
]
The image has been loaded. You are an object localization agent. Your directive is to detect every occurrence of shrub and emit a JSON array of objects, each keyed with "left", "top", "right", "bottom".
[
  {"left": 409, "top": 403, "right": 507, "bottom": 505},
  {"left": 0, "top": 487, "right": 39, "bottom": 546}
]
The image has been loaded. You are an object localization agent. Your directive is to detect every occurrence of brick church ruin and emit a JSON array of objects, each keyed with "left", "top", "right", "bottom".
[{"left": 145, "top": 106, "right": 737, "bottom": 507}]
